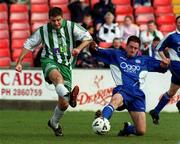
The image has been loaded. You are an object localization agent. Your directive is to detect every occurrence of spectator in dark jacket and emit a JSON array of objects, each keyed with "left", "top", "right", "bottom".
[{"left": 92, "top": 0, "right": 115, "bottom": 31}]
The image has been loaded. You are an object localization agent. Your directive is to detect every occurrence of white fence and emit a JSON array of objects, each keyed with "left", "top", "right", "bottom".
[{"left": 0, "top": 69, "right": 179, "bottom": 112}]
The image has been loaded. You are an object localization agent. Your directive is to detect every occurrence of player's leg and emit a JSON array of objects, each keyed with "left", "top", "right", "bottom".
[
  {"left": 101, "top": 93, "right": 123, "bottom": 120},
  {"left": 118, "top": 112, "right": 146, "bottom": 136},
  {"left": 150, "top": 83, "right": 179, "bottom": 124},
  {"left": 176, "top": 100, "right": 180, "bottom": 113},
  {"left": 150, "top": 70, "right": 180, "bottom": 124},
  {"left": 118, "top": 97, "right": 146, "bottom": 136},
  {"left": 130, "top": 111, "right": 146, "bottom": 135},
  {"left": 48, "top": 69, "right": 69, "bottom": 136}
]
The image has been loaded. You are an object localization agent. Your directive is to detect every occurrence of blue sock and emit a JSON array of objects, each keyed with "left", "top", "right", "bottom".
[
  {"left": 154, "top": 92, "right": 170, "bottom": 114},
  {"left": 102, "top": 104, "right": 114, "bottom": 120},
  {"left": 125, "top": 124, "right": 136, "bottom": 135}
]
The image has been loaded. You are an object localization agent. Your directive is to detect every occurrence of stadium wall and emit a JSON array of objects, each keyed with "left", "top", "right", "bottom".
[{"left": 0, "top": 69, "right": 179, "bottom": 112}]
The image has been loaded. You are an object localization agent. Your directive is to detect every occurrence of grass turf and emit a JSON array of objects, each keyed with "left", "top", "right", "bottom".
[{"left": 0, "top": 110, "right": 180, "bottom": 144}]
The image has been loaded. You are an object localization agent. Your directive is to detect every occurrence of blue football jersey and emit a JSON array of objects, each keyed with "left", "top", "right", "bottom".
[
  {"left": 157, "top": 30, "right": 180, "bottom": 61},
  {"left": 92, "top": 48, "right": 166, "bottom": 97},
  {"left": 157, "top": 30, "right": 180, "bottom": 80}
]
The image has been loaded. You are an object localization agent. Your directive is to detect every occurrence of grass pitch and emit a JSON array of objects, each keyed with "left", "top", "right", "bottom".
[{"left": 0, "top": 110, "right": 180, "bottom": 144}]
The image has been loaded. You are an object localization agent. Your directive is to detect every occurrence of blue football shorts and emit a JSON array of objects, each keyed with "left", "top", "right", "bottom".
[
  {"left": 170, "top": 61, "right": 180, "bottom": 86},
  {"left": 113, "top": 86, "right": 146, "bottom": 112}
]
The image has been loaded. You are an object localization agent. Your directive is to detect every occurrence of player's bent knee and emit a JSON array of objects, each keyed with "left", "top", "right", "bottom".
[
  {"left": 60, "top": 103, "right": 69, "bottom": 111},
  {"left": 58, "top": 100, "right": 69, "bottom": 111},
  {"left": 136, "top": 129, "right": 146, "bottom": 136},
  {"left": 110, "top": 94, "right": 123, "bottom": 108}
]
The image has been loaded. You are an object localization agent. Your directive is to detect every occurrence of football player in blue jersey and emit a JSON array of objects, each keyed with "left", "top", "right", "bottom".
[
  {"left": 150, "top": 16, "right": 180, "bottom": 124},
  {"left": 89, "top": 35, "right": 169, "bottom": 136}
]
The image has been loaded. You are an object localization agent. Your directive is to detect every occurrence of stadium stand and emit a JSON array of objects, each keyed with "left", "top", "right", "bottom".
[
  {"left": 172, "top": 0, "right": 180, "bottom": 4},
  {"left": 30, "top": 0, "right": 48, "bottom": 4},
  {"left": 156, "top": 15, "right": 176, "bottom": 25},
  {"left": 115, "top": 5, "right": 133, "bottom": 15},
  {"left": 0, "top": 49, "right": 10, "bottom": 57},
  {"left": 116, "top": 14, "right": 133, "bottom": 24},
  {"left": 173, "top": 5, "right": 180, "bottom": 15},
  {"left": 0, "top": 23, "right": 9, "bottom": 30},
  {"left": 112, "top": 0, "right": 130, "bottom": 5},
  {"left": 136, "top": 14, "right": 155, "bottom": 25},
  {"left": 154, "top": 6, "right": 174, "bottom": 16},
  {"left": 11, "top": 23, "right": 30, "bottom": 31},
  {"left": 11, "top": 39, "right": 26, "bottom": 50},
  {"left": 0, "top": 12, "right": 8, "bottom": 23},
  {"left": 10, "top": 13, "right": 29, "bottom": 23},
  {"left": 10, "top": 4, "right": 28, "bottom": 13},
  {"left": 135, "top": 6, "right": 154, "bottom": 15},
  {"left": 158, "top": 24, "right": 176, "bottom": 35},
  {"left": 153, "top": 0, "right": 172, "bottom": 6},
  {"left": 0, "top": 30, "right": 9, "bottom": 39},
  {"left": 99, "top": 42, "right": 112, "bottom": 48},
  {"left": 115, "top": 5, "right": 133, "bottom": 23},
  {"left": 0, "top": 2, "right": 8, "bottom": 11},
  {"left": 0, "top": 57, "right": 11, "bottom": 67},
  {"left": 31, "top": 22, "right": 45, "bottom": 32},
  {"left": 0, "top": 0, "right": 178, "bottom": 67},
  {"left": 49, "top": 0, "right": 69, "bottom": 5},
  {"left": 31, "top": 4, "right": 49, "bottom": 25},
  {"left": 0, "top": 39, "right": 9, "bottom": 50}
]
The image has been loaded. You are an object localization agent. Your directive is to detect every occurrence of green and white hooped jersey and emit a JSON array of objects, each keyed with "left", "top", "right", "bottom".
[{"left": 24, "top": 19, "right": 92, "bottom": 67}]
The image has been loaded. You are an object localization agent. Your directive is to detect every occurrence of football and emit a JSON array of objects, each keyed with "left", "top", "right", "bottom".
[{"left": 92, "top": 117, "right": 111, "bottom": 135}]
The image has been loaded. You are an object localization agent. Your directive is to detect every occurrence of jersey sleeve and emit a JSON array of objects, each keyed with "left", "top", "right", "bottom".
[
  {"left": 156, "top": 35, "right": 170, "bottom": 52},
  {"left": 73, "top": 23, "right": 92, "bottom": 41},
  {"left": 92, "top": 47, "right": 117, "bottom": 65},
  {"left": 146, "top": 56, "right": 167, "bottom": 73},
  {"left": 24, "top": 29, "right": 42, "bottom": 51}
]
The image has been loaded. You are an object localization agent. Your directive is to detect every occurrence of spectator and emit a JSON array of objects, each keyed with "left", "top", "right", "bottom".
[
  {"left": 68, "top": 0, "right": 84, "bottom": 23},
  {"left": 134, "top": 0, "right": 151, "bottom": 7},
  {"left": 87, "top": 25, "right": 98, "bottom": 42},
  {"left": 140, "top": 20, "right": 164, "bottom": 51},
  {"left": 110, "top": 38, "right": 123, "bottom": 50},
  {"left": 92, "top": 0, "right": 115, "bottom": 31},
  {"left": 98, "top": 12, "right": 121, "bottom": 43},
  {"left": 119, "top": 15, "right": 140, "bottom": 43},
  {"left": 141, "top": 36, "right": 160, "bottom": 57},
  {"left": 0, "top": 0, "right": 17, "bottom": 4},
  {"left": 81, "top": 14, "right": 93, "bottom": 29}
]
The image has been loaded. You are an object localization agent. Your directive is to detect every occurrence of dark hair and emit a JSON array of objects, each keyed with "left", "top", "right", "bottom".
[
  {"left": 153, "top": 37, "right": 160, "bottom": 41},
  {"left": 49, "top": 7, "right": 63, "bottom": 18},
  {"left": 113, "top": 37, "right": 121, "bottom": 42},
  {"left": 124, "top": 15, "right": 133, "bottom": 21},
  {"left": 176, "top": 15, "right": 180, "bottom": 23},
  {"left": 127, "top": 35, "right": 141, "bottom": 46},
  {"left": 147, "top": 20, "right": 156, "bottom": 26}
]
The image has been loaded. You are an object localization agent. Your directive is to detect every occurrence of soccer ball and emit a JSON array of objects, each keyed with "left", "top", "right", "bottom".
[{"left": 92, "top": 117, "right": 111, "bottom": 135}]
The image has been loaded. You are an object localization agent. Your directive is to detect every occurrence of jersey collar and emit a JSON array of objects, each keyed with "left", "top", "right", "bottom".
[{"left": 176, "top": 29, "right": 180, "bottom": 34}]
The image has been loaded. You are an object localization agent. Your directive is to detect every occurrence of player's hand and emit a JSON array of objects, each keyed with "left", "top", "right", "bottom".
[
  {"left": 89, "top": 41, "right": 98, "bottom": 53},
  {"left": 72, "top": 48, "right": 81, "bottom": 57},
  {"left": 15, "top": 63, "right": 22, "bottom": 72},
  {"left": 160, "top": 58, "right": 170, "bottom": 68},
  {"left": 162, "top": 58, "right": 170, "bottom": 65}
]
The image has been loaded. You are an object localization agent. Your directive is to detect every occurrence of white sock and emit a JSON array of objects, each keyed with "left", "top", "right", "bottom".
[
  {"left": 51, "top": 105, "right": 64, "bottom": 129},
  {"left": 55, "top": 83, "right": 69, "bottom": 96}
]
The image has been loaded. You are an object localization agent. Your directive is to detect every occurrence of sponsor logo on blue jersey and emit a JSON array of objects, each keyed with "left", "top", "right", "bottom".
[
  {"left": 177, "top": 46, "right": 180, "bottom": 52},
  {"left": 120, "top": 62, "right": 140, "bottom": 73}
]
